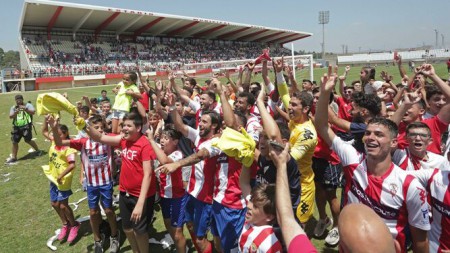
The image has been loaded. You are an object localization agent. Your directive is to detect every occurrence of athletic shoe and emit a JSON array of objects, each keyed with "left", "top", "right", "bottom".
[
  {"left": 34, "top": 150, "right": 43, "bottom": 157},
  {"left": 4, "top": 157, "right": 17, "bottom": 165},
  {"left": 94, "top": 240, "right": 104, "bottom": 253},
  {"left": 58, "top": 224, "right": 70, "bottom": 241},
  {"left": 325, "top": 227, "right": 340, "bottom": 246},
  {"left": 109, "top": 231, "right": 120, "bottom": 253},
  {"left": 314, "top": 217, "right": 333, "bottom": 237},
  {"left": 67, "top": 222, "right": 80, "bottom": 243}
]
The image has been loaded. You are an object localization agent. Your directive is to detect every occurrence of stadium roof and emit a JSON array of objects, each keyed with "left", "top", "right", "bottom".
[{"left": 20, "top": 0, "right": 312, "bottom": 44}]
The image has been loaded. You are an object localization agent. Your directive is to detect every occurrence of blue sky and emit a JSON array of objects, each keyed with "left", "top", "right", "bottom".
[{"left": 2, "top": 0, "right": 450, "bottom": 53}]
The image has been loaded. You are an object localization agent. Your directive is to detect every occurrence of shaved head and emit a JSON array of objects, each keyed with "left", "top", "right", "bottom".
[{"left": 339, "top": 204, "right": 400, "bottom": 253}]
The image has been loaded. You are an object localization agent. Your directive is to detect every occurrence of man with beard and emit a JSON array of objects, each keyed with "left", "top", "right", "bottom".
[
  {"left": 171, "top": 74, "right": 220, "bottom": 128},
  {"left": 157, "top": 105, "right": 222, "bottom": 253},
  {"left": 234, "top": 91, "right": 261, "bottom": 144},
  {"left": 275, "top": 57, "right": 318, "bottom": 226}
]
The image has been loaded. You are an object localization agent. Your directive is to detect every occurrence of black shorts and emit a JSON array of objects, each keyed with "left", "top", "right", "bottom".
[
  {"left": 11, "top": 125, "right": 33, "bottom": 143},
  {"left": 119, "top": 191, "right": 155, "bottom": 234},
  {"left": 312, "top": 157, "right": 342, "bottom": 189}
]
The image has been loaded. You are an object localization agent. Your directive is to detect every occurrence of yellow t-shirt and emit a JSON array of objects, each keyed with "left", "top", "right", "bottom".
[
  {"left": 288, "top": 119, "right": 317, "bottom": 185},
  {"left": 42, "top": 142, "right": 77, "bottom": 191},
  {"left": 112, "top": 82, "right": 139, "bottom": 112},
  {"left": 289, "top": 119, "right": 318, "bottom": 223}
]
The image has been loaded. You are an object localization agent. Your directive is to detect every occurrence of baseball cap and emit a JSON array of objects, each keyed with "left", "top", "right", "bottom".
[
  {"left": 372, "top": 81, "right": 384, "bottom": 91},
  {"left": 15, "top": 95, "right": 23, "bottom": 100}
]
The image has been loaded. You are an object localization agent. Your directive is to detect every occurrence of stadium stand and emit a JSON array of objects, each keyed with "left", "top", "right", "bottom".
[
  {"left": 14, "top": 0, "right": 311, "bottom": 81},
  {"left": 338, "top": 48, "right": 450, "bottom": 64}
]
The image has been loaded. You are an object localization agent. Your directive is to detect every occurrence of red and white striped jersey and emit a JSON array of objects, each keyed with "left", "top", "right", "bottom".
[
  {"left": 186, "top": 127, "right": 221, "bottom": 204},
  {"left": 213, "top": 154, "right": 246, "bottom": 209},
  {"left": 70, "top": 138, "right": 113, "bottom": 187},
  {"left": 155, "top": 150, "right": 185, "bottom": 198},
  {"left": 408, "top": 169, "right": 450, "bottom": 253},
  {"left": 239, "top": 222, "right": 282, "bottom": 253},
  {"left": 331, "top": 137, "right": 431, "bottom": 253},
  {"left": 393, "top": 149, "right": 450, "bottom": 171},
  {"left": 246, "top": 115, "right": 261, "bottom": 143}
]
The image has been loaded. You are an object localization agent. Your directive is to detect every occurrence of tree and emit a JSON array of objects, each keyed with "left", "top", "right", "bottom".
[{"left": 0, "top": 49, "right": 20, "bottom": 69}]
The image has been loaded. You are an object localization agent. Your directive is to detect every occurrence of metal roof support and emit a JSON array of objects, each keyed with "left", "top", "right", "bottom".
[
  {"left": 217, "top": 27, "right": 250, "bottom": 40},
  {"left": 254, "top": 32, "right": 284, "bottom": 42},
  {"left": 193, "top": 25, "right": 227, "bottom": 38},
  {"left": 116, "top": 15, "right": 144, "bottom": 36},
  {"left": 281, "top": 35, "right": 311, "bottom": 45},
  {"left": 47, "top": 6, "right": 63, "bottom": 40},
  {"left": 267, "top": 33, "right": 298, "bottom": 44},
  {"left": 167, "top": 21, "right": 200, "bottom": 37},
  {"left": 235, "top": 29, "right": 269, "bottom": 41},
  {"left": 72, "top": 9, "right": 94, "bottom": 34},
  {"left": 133, "top": 17, "right": 165, "bottom": 38},
  {"left": 94, "top": 11, "right": 121, "bottom": 39}
]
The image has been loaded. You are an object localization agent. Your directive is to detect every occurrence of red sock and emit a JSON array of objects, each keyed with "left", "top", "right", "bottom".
[{"left": 203, "top": 241, "right": 213, "bottom": 253}]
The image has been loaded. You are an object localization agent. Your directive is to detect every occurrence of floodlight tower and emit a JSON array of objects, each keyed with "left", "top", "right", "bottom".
[
  {"left": 442, "top": 34, "right": 445, "bottom": 48},
  {"left": 318, "top": 11, "right": 329, "bottom": 59},
  {"left": 434, "top": 29, "right": 439, "bottom": 48}
]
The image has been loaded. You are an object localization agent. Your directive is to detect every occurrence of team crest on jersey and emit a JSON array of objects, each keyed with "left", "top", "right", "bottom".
[
  {"left": 417, "top": 187, "right": 426, "bottom": 205},
  {"left": 250, "top": 243, "right": 258, "bottom": 252},
  {"left": 388, "top": 183, "right": 398, "bottom": 197}
]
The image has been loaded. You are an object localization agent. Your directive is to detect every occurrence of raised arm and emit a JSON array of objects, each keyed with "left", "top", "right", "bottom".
[
  {"left": 314, "top": 66, "right": 338, "bottom": 147},
  {"left": 285, "top": 65, "right": 300, "bottom": 94},
  {"left": 157, "top": 147, "right": 212, "bottom": 174},
  {"left": 328, "top": 107, "right": 351, "bottom": 132},
  {"left": 225, "top": 69, "right": 239, "bottom": 93},
  {"left": 48, "top": 115, "right": 70, "bottom": 146},
  {"left": 242, "top": 62, "right": 254, "bottom": 91},
  {"left": 338, "top": 66, "right": 350, "bottom": 96},
  {"left": 420, "top": 63, "right": 450, "bottom": 100},
  {"left": 390, "top": 90, "right": 422, "bottom": 126},
  {"left": 167, "top": 93, "right": 189, "bottom": 137},
  {"left": 146, "top": 129, "right": 173, "bottom": 165},
  {"left": 256, "top": 84, "right": 282, "bottom": 143},
  {"left": 395, "top": 54, "right": 408, "bottom": 80},
  {"left": 41, "top": 115, "right": 53, "bottom": 141},
  {"left": 85, "top": 120, "right": 122, "bottom": 146},
  {"left": 271, "top": 144, "right": 317, "bottom": 252},
  {"left": 274, "top": 57, "right": 291, "bottom": 109},
  {"left": 261, "top": 59, "right": 272, "bottom": 88},
  {"left": 214, "top": 78, "right": 237, "bottom": 129}
]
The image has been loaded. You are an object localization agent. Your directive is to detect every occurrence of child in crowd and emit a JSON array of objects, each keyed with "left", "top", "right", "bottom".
[
  {"left": 111, "top": 72, "right": 142, "bottom": 134},
  {"left": 49, "top": 114, "right": 120, "bottom": 253},
  {"left": 239, "top": 184, "right": 282, "bottom": 253},
  {"left": 147, "top": 125, "right": 187, "bottom": 253},
  {"left": 42, "top": 116, "right": 80, "bottom": 244}
]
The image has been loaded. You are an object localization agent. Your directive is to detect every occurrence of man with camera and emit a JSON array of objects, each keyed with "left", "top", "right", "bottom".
[{"left": 6, "top": 95, "right": 41, "bottom": 165}]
